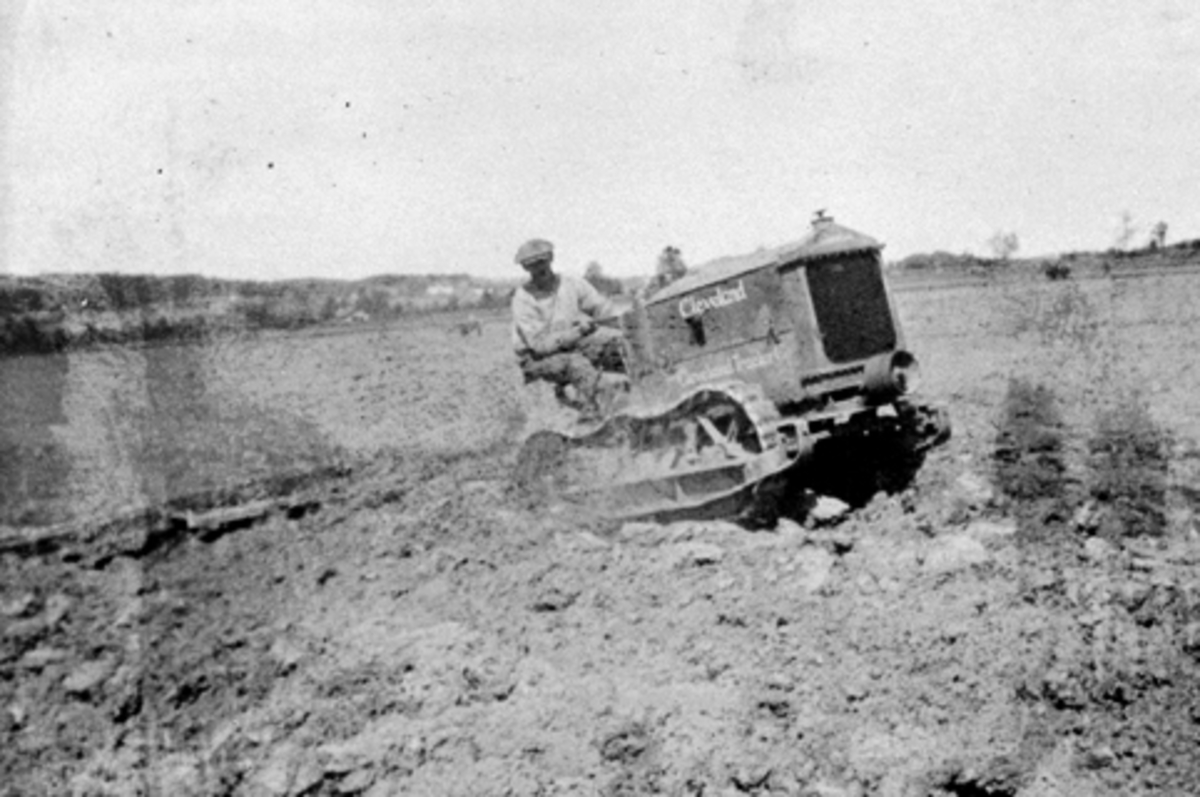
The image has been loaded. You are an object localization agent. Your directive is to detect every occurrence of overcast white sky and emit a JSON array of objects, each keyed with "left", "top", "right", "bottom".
[{"left": 3, "top": 0, "right": 1199, "bottom": 280}]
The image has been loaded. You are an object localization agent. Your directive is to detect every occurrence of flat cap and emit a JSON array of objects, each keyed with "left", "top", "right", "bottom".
[{"left": 514, "top": 238, "right": 554, "bottom": 265}]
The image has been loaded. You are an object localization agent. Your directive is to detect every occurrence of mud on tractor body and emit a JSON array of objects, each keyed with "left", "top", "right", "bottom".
[{"left": 515, "top": 213, "right": 950, "bottom": 525}]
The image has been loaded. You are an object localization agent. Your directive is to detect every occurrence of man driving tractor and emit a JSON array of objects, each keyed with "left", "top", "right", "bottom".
[{"left": 510, "top": 238, "right": 625, "bottom": 417}]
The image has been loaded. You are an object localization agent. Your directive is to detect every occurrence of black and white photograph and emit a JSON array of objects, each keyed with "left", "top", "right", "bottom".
[{"left": 2, "top": 2, "right": 1199, "bottom": 794}]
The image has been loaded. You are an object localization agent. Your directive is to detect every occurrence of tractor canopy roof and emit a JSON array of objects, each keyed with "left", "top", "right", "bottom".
[{"left": 647, "top": 218, "right": 882, "bottom": 305}]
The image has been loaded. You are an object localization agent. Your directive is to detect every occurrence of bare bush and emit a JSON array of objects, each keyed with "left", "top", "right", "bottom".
[
  {"left": 583, "top": 262, "right": 623, "bottom": 296},
  {"left": 1113, "top": 210, "right": 1137, "bottom": 251},
  {"left": 1150, "top": 220, "right": 1169, "bottom": 250},
  {"left": 987, "top": 231, "right": 1020, "bottom": 261}
]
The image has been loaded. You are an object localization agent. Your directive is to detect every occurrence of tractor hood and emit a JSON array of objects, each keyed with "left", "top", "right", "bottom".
[{"left": 648, "top": 217, "right": 882, "bottom": 305}]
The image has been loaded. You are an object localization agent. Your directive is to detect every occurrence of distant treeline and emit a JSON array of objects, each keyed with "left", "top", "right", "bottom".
[
  {"left": 1, "top": 273, "right": 259, "bottom": 316},
  {"left": 1073, "top": 237, "right": 1200, "bottom": 259},
  {"left": 1, "top": 312, "right": 216, "bottom": 356},
  {"left": 893, "top": 238, "right": 1200, "bottom": 274},
  {"left": 0, "top": 272, "right": 516, "bottom": 357}
]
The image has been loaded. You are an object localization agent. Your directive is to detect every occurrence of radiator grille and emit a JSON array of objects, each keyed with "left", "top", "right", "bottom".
[{"left": 806, "top": 254, "right": 896, "bottom": 363}]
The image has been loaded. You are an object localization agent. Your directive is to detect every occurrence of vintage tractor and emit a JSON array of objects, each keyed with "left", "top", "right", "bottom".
[{"left": 515, "top": 212, "right": 950, "bottom": 524}]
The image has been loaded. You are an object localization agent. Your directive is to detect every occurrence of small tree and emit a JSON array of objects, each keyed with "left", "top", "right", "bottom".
[
  {"left": 584, "top": 261, "right": 623, "bottom": 296},
  {"left": 1113, "top": 210, "right": 1136, "bottom": 251},
  {"left": 987, "top": 231, "right": 1020, "bottom": 261},
  {"left": 354, "top": 288, "right": 391, "bottom": 319},
  {"left": 1150, "top": 221, "right": 1168, "bottom": 250},
  {"left": 319, "top": 295, "right": 339, "bottom": 322},
  {"left": 656, "top": 246, "right": 687, "bottom": 282},
  {"left": 641, "top": 246, "right": 688, "bottom": 297}
]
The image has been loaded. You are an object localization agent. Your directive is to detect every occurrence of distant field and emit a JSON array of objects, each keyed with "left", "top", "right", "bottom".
[
  {"left": 898, "top": 268, "right": 1200, "bottom": 444},
  {"left": 3, "top": 270, "right": 1198, "bottom": 529}
]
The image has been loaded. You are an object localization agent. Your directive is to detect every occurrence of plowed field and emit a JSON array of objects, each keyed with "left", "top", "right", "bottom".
[{"left": 3, "top": 271, "right": 1200, "bottom": 796}]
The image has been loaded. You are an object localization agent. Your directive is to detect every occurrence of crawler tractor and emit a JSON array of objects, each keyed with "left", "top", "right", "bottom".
[{"left": 515, "top": 212, "right": 950, "bottom": 524}]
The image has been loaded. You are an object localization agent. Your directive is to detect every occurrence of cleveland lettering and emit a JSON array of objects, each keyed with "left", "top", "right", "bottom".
[{"left": 678, "top": 280, "right": 748, "bottom": 319}]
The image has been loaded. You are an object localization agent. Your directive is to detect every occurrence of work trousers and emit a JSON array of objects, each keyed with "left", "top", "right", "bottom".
[{"left": 518, "top": 329, "right": 625, "bottom": 406}]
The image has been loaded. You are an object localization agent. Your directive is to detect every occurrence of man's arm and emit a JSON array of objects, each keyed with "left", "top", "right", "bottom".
[
  {"left": 512, "top": 291, "right": 587, "bottom": 357},
  {"left": 573, "top": 277, "right": 615, "bottom": 321}
]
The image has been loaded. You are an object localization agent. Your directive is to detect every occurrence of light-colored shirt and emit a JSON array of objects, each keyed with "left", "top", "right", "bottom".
[{"left": 511, "top": 275, "right": 614, "bottom": 356}]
